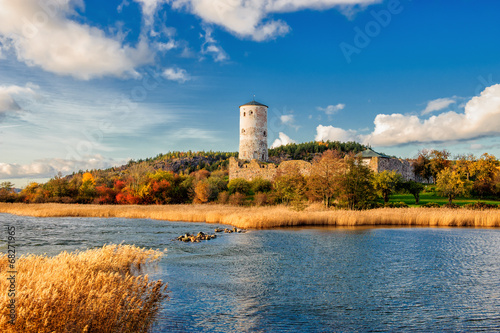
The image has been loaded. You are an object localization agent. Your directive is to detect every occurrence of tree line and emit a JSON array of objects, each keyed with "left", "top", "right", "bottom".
[{"left": 1, "top": 148, "right": 498, "bottom": 208}]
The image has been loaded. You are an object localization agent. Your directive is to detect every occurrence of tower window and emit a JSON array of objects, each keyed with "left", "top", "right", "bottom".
[
  {"left": 249, "top": 111, "right": 253, "bottom": 115},
  {"left": 263, "top": 131, "right": 266, "bottom": 136},
  {"left": 241, "top": 129, "right": 245, "bottom": 134},
  {"left": 243, "top": 112, "right": 246, "bottom": 117}
]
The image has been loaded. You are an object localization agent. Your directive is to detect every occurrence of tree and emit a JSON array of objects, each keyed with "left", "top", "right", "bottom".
[
  {"left": 272, "top": 167, "right": 307, "bottom": 206},
  {"left": 455, "top": 154, "right": 476, "bottom": 181},
  {"left": 372, "top": 170, "right": 403, "bottom": 203},
  {"left": 193, "top": 181, "right": 211, "bottom": 204},
  {"left": 436, "top": 168, "right": 472, "bottom": 205},
  {"left": 403, "top": 180, "right": 424, "bottom": 204},
  {"left": 429, "top": 149, "right": 451, "bottom": 183},
  {"left": 250, "top": 178, "right": 272, "bottom": 193},
  {"left": 338, "top": 154, "right": 376, "bottom": 210},
  {"left": 470, "top": 153, "right": 499, "bottom": 197},
  {"left": 227, "top": 178, "right": 251, "bottom": 195},
  {"left": 0, "top": 182, "right": 16, "bottom": 202},
  {"left": 413, "top": 149, "right": 433, "bottom": 182},
  {"left": 306, "top": 150, "right": 344, "bottom": 207}
]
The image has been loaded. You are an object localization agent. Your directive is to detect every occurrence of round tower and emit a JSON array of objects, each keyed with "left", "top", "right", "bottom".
[{"left": 239, "top": 100, "right": 268, "bottom": 161}]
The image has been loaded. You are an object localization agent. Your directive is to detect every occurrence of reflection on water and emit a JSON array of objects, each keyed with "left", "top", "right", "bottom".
[{"left": 2, "top": 213, "right": 500, "bottom": 332}]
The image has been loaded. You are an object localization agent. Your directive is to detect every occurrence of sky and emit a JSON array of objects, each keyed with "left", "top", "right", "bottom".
[{"left": 1, "top": 0, "right": 500, "bottom": 187}]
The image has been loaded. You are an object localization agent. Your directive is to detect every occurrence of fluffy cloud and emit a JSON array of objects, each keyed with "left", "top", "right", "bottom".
[
  {"left": 168, "top": 0, "right": 380, "bottom": 41},
  {"left": 317, "top": 103, "right": 345, "bottom": 115},
  {"left": 271, "top": 132, "right": 296, "bottom": 148},
  {"left": 280, "top": 114, "right": 300, "bottom": 130},
  {"left": 162, "top": 67, "right": 190, "bottom": 83},
  {"left": 315, "top": 125, "right": 360, "bottom": 142},
  {"left": 0, "top": 155, "right": 125, "bottom": 179},
  {"left": 421, "top": 97, "right": 456, "bottom": 115},
  {"left": 315, "top": 84, "right": 500, "bottom": 146},
  {"left": 0, "top": 83, "right": 38, "bottom": 120},
  {"left": 0, "top": 0, "right": 153, "bottom": 79}
]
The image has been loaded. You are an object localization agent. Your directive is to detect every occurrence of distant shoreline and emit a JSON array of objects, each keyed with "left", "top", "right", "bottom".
[{"left": 1, "top": 203, "right": 500, "bottom": 229}]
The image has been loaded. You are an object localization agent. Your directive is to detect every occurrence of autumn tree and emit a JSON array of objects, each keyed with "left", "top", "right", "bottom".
[
  {"left": 272, "top": 166, "right": 307, "bottom": 207},
  {"left": 306, "top": 150, "right": 344, "bottom": 207},
  {"left": 372, "top": 170, "right": 404, "bottom": 203},
  {"left": 429, "top": 149, "right": 451, "bottom": 183},
  {"left": 436, "top": 167, "right": 472, "bottom": 205},
  {"left": 193, "top": 180, "right": 211, "bottom": 204},
  {"left": 337, "top": 154, "right": 375, "bottom": 210},
  {"left": 470, "top": 153, "right": 499, "bottom": 197},
  {"left": 413, "top": 149, "right": 433, "bottom": 182},
  {"left": 0, "top": 182, "right": 16, "bottom": 202},
  {"left": 454, "top": 154, "right": 476, "bottom": 181},
  {"left": 228, "top": 178, "right": 251, "bottom": 195},
  {"left": 79, "top": 172, "right": 96, "bottom": 203}
]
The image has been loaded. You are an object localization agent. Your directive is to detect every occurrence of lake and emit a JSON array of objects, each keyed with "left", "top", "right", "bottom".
[{"left": 1, "top": 213, "right": 500, "bottom": 332}]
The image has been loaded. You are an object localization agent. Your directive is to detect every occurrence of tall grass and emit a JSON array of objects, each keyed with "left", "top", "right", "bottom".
[
  {"left": 0, "top": 244, "right": 167, "bottom": 333},
  {"left": 1, "top": 203, "right": 499, "bottom": 229}
]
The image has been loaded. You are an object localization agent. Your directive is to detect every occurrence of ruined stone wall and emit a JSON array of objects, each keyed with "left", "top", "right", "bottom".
[
  {"left": 230, "top": 156, "right": 428, "bottom": 183},
  {"left": 369, "top": 157, "right": 429, "bottom": 182},
  {"left": 229, "top": 157, "right": 311, "bottom": 181}
]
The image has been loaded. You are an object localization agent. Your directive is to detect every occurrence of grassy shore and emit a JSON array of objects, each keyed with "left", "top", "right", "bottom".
[
  {"left": 1, "top": 203, "right": 500, "bottom": 229},
  {"left": 0, "top": 244, "right": 167, "bottom": 332}
]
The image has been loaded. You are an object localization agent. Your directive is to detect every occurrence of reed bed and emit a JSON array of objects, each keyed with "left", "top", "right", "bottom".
[
  {"left": 0, "top": 244, "right": 167, "bottom": 333},
  {"left": 1, "top": 203, "right": 499, "bottom": 229}
]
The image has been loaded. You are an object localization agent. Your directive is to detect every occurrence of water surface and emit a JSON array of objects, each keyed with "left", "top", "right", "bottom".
[{"left": 1, "top": 213, "right": 500, "bottom": 332}]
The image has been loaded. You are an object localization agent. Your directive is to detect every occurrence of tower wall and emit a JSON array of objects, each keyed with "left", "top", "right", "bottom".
[{"left": 239, "top": 104, "right": 268, "bottom": 161}]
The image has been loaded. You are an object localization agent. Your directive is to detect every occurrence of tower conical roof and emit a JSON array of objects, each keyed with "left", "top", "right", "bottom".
[{"left": 239, "top": 100, "right": 268, "bottom": 108}]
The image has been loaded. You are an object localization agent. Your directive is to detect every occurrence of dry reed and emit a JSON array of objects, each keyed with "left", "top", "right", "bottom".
[
  {"left": 0, "top": 244, "right": 167, "bottom": 333},
  {"left": 1, "top": 203, "right": 499, "bottom": 229}
]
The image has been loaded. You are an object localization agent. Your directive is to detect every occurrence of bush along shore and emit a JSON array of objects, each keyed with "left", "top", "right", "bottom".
[
  {"left": 1, "top": 203, "right": 499, "bottom": 229},
  {"left": 0, "top": 244, "right": 168, "bottom": 332}
]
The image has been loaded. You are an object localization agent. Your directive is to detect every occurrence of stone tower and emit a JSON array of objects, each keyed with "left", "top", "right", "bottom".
[{"left": 239, "top": 100, "right": 268, "bottom": 161}]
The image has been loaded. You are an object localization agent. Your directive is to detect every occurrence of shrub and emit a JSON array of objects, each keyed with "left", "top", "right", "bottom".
[
  {"left": 227, "top": 178, "right": 251, "bottom": 195},
  {"left": 229, "top": 192, "right": 246, "bottom": 206},
  {"left": 217, "top": 191, "right": 230, "bottom": 204},
  {"left": 250, "top": 178, "right": 273, "bottom": 193},
  {"left": 463, "top": 202, "right": 499, "bottom": 210},
  {"left": 383, "top": 202, "right": 409, "bottom": 208},
  {"left": 254, "top": 192, "right": 269, "bottom": 206},
  {"left": 421, "top": 202, "right": 440, "bottom": 208}
]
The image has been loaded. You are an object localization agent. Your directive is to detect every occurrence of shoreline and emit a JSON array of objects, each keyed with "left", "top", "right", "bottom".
[{"left": 1, "top": 203, "right": 500, "bottom": 229}]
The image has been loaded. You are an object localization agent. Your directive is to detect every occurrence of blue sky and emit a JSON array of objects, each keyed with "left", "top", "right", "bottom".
[{"left": 1, "top": 0, "right": 500, "bottom": 187}]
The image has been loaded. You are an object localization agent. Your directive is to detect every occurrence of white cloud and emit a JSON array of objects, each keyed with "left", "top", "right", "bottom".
[
  {"left": 421, "top": 97, "right": 456, "bottom": 115},
  {"left": 315, "top": 125, "right": 360, "bottom": 142},
  {"left": 162, "top": 67, "right": 190, "bottom": 83},
  {"left": 0, "top": 83, "right": 39, "bottom": 119},
  {"left": 200, "top": 26, "right": 228, "bottom": 62},
  {"left": 315, "top": 84, "right": 500, "bottom": 146},
  {"left": 280, "top": 114, "right": 300, "bottom": 130},
  {"left": 0, "top": 0, "right": 153, "bottom": 79},
  {"left": 0, "top": 155, "right": 125, "bottom": 179},
  {"left": 317, "top": 103, "right": 345, "bottom": 115},
  {"left": 271, "top": 132, "right": 296, "bottom": 148},
  {"left": 133, "top": 0, "right": 168, "bottom": 29},
  {"left": 168, "top": 0, "right": 379, "bottom": 41}
]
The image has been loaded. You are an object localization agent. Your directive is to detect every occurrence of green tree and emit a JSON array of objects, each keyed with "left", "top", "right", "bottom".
[
  {"left": 372, "top": 170, "right": 403, "bottom": 203},
  {"left": 228, "top": 178, "right": 251, "bottom": 195},
  {"left": 272, "top": 167, "right": 307, "bottom": 206},
  {"left": 250, "top": 178, "right": 272, "bottom": 193},
  {"left": 403, "top": 180, "right": 424, "bottom": 204},
  {"left": 338, "top": 154, "right": 376, "bottom": 210},
  {"left": 436, "top": 168, "right": 472, "bottom": 205}
]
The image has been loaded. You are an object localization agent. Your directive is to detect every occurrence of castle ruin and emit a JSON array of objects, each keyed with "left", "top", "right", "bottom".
[{"left": 229, "top": 100, "right": 424, "bottom": 182}]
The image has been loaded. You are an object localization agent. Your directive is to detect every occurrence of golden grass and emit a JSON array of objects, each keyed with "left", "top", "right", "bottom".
[
  {"left": 0, "top": 244, "right": 167, "bottom": 333},
  {"left": 1, "top": 202, "right": 500, "bottom": 229}
]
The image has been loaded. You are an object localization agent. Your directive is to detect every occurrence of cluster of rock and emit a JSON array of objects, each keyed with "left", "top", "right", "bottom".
[
  {"left": 214, "top": 227, "right": 246, "bottom": 233},
  {"left": 176, "top": 227, "right": 246, "bottom": 243},
  {"left": 176, "top": 232, "right": 217, "bottom": 243}
]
